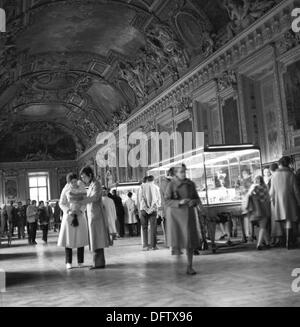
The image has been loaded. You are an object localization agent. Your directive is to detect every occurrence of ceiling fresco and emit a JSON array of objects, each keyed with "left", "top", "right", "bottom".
[{"left": 0, "top": 0, "right": 281, "bottom": 161}]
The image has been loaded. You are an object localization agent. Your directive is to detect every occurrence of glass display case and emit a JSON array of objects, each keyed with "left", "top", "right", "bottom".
[
  {"left": 148, "top": 144, "right": 262, "bottom": 209},
  {"left": 110, "top": 182, "right": 141, "bottom": 204}
]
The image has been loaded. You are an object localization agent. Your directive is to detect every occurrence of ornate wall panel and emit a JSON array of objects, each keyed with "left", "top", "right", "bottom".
[{"left": 0, "top": 160, "right": 77, "bottom": 204}]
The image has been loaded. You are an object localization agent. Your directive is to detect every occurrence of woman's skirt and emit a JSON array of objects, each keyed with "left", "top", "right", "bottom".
[{"left": 166, "top": 206, "right": 201, "bottom": 250}]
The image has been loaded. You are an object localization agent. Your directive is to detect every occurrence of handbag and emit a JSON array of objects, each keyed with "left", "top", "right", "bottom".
[{"left": 71, "top": 214, "right": 79, "bottom": 227}]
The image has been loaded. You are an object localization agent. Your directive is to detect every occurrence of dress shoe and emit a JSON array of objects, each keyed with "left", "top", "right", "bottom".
[
  {"left": 171, "top": 249, "right": 183, "bottom": 255},
  {"left": 186, "top": 268, "right": 197, "bottom": 275}
]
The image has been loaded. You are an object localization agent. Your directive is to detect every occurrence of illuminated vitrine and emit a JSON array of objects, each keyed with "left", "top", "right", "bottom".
[{"left": 148, "top": 144, "right": 262, "bottom": 207}]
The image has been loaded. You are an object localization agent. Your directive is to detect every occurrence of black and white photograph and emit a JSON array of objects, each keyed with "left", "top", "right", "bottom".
[{"left": 0, "top": 0, "right": 300, "bottom": 311}]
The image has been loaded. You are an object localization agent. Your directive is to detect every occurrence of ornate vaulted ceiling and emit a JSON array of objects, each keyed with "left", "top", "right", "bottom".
[{"left": 0, "top": 0, "right": 280, "bottom": 161}]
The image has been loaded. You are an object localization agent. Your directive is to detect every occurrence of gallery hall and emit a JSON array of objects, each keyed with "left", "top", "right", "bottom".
[{"left": 1, "top": 0, "right": 300, "bottom": 308}]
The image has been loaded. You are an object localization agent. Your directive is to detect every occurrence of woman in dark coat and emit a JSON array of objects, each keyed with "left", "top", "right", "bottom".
[
  {"left": 247, "top": 176, "right": 271, "bottom": 250},
  {"left": 38, "top": 201, "right": 49, "bottom": 244},
  {"left": 270, "top": 157, "right": 300, "bottom": 249},
  {"left": 164, "top": 164, "right": 201, "bottom": 275},
  {"left": 53, "top": 201, "right": 62, "bottom": 232}
]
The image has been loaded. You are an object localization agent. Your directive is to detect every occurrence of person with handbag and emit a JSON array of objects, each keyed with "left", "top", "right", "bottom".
[
  {"left": 58, "top": 173, "right": 89, "bottom": 270},
  {"left": 246, "top": 176, "right": 271, "bottom": 250}
]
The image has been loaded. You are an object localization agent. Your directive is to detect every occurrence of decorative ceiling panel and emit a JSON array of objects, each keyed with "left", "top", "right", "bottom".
[{"left": 0, "top": 0, "right": 281, "bottom": 160}]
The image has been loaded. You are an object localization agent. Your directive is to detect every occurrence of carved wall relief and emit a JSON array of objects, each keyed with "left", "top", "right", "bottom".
[
  {"left": 240, "top": 76, "right": 261, "bottom": 146},
  {"left": 283, "top": 60, "right": 300, "bottom": 130},
  {"left": 260, "top": 74, "right": 282, "bottom": 162},
  {"left": 4, "top": 178, "right": 18, "bottom": 202},
  {"left": 0, "top": 122, "right": 77, "bottom": 162}
]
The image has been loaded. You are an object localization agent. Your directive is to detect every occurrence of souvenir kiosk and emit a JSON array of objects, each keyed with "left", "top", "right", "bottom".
[{"left": 148, "top": 144, "right": 262, "bottom": 252}]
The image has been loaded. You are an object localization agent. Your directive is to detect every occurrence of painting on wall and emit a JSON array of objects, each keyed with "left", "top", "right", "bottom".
[
  {"left": 5, "top": 178, "right": 18, "bottom": 202},
  {"left": 0, "top": 122, "right": 77, "bottom": 162}
]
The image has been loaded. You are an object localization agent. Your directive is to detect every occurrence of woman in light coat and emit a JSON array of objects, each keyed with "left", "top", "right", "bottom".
[
  {"left": 102, "top": 187, "right": 118, "bottom": 239},
  {"left": 270, "top": 157, "right": 300, "bottom": 249},
  {"left": 124, "top": 192, "right": 138, "bottom": 236},
  {"left": 80, "top": 166, "right": 110, "bottom": 269},
  {"left": 58, "top": 173, "right": 89, "bottom": 269}
]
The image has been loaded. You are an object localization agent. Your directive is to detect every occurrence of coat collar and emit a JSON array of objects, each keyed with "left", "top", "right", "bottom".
[
  {"left": 173, "top": 177, "right": 193, "bottom": 187},
  {"left": 278, "top": 167, "right": 292, "bottom": 173}
]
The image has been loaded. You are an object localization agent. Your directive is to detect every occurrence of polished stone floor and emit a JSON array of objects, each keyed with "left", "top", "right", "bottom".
[{"left": 0, "top": 230, "right": 300, "bottom": 307}]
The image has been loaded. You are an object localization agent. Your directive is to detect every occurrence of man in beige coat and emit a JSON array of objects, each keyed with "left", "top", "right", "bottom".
[
  {"left": 270, "top": 156, "right": 300, "bottom": 249},
  {"left": 80, "top": 167, "right": 110, "bottom": 269}
]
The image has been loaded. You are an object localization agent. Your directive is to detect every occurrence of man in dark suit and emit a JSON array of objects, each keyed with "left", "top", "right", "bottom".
[
  {"left": 6, "top": 201, "right": 16, "bottom": 238},
  {"left": 16, "top": 201, "right": 26, "bottom": 239},
  {"left": 112, "top": 190, "right": 125, "bottom": 238}
]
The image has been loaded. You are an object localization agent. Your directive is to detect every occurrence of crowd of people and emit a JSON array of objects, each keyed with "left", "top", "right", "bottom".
[
  {"left": 0, "top": 199, "right": 62, "bottom": 246},
  {"left": 1, "top": 155, "right": 300, "bottom": 276}
]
